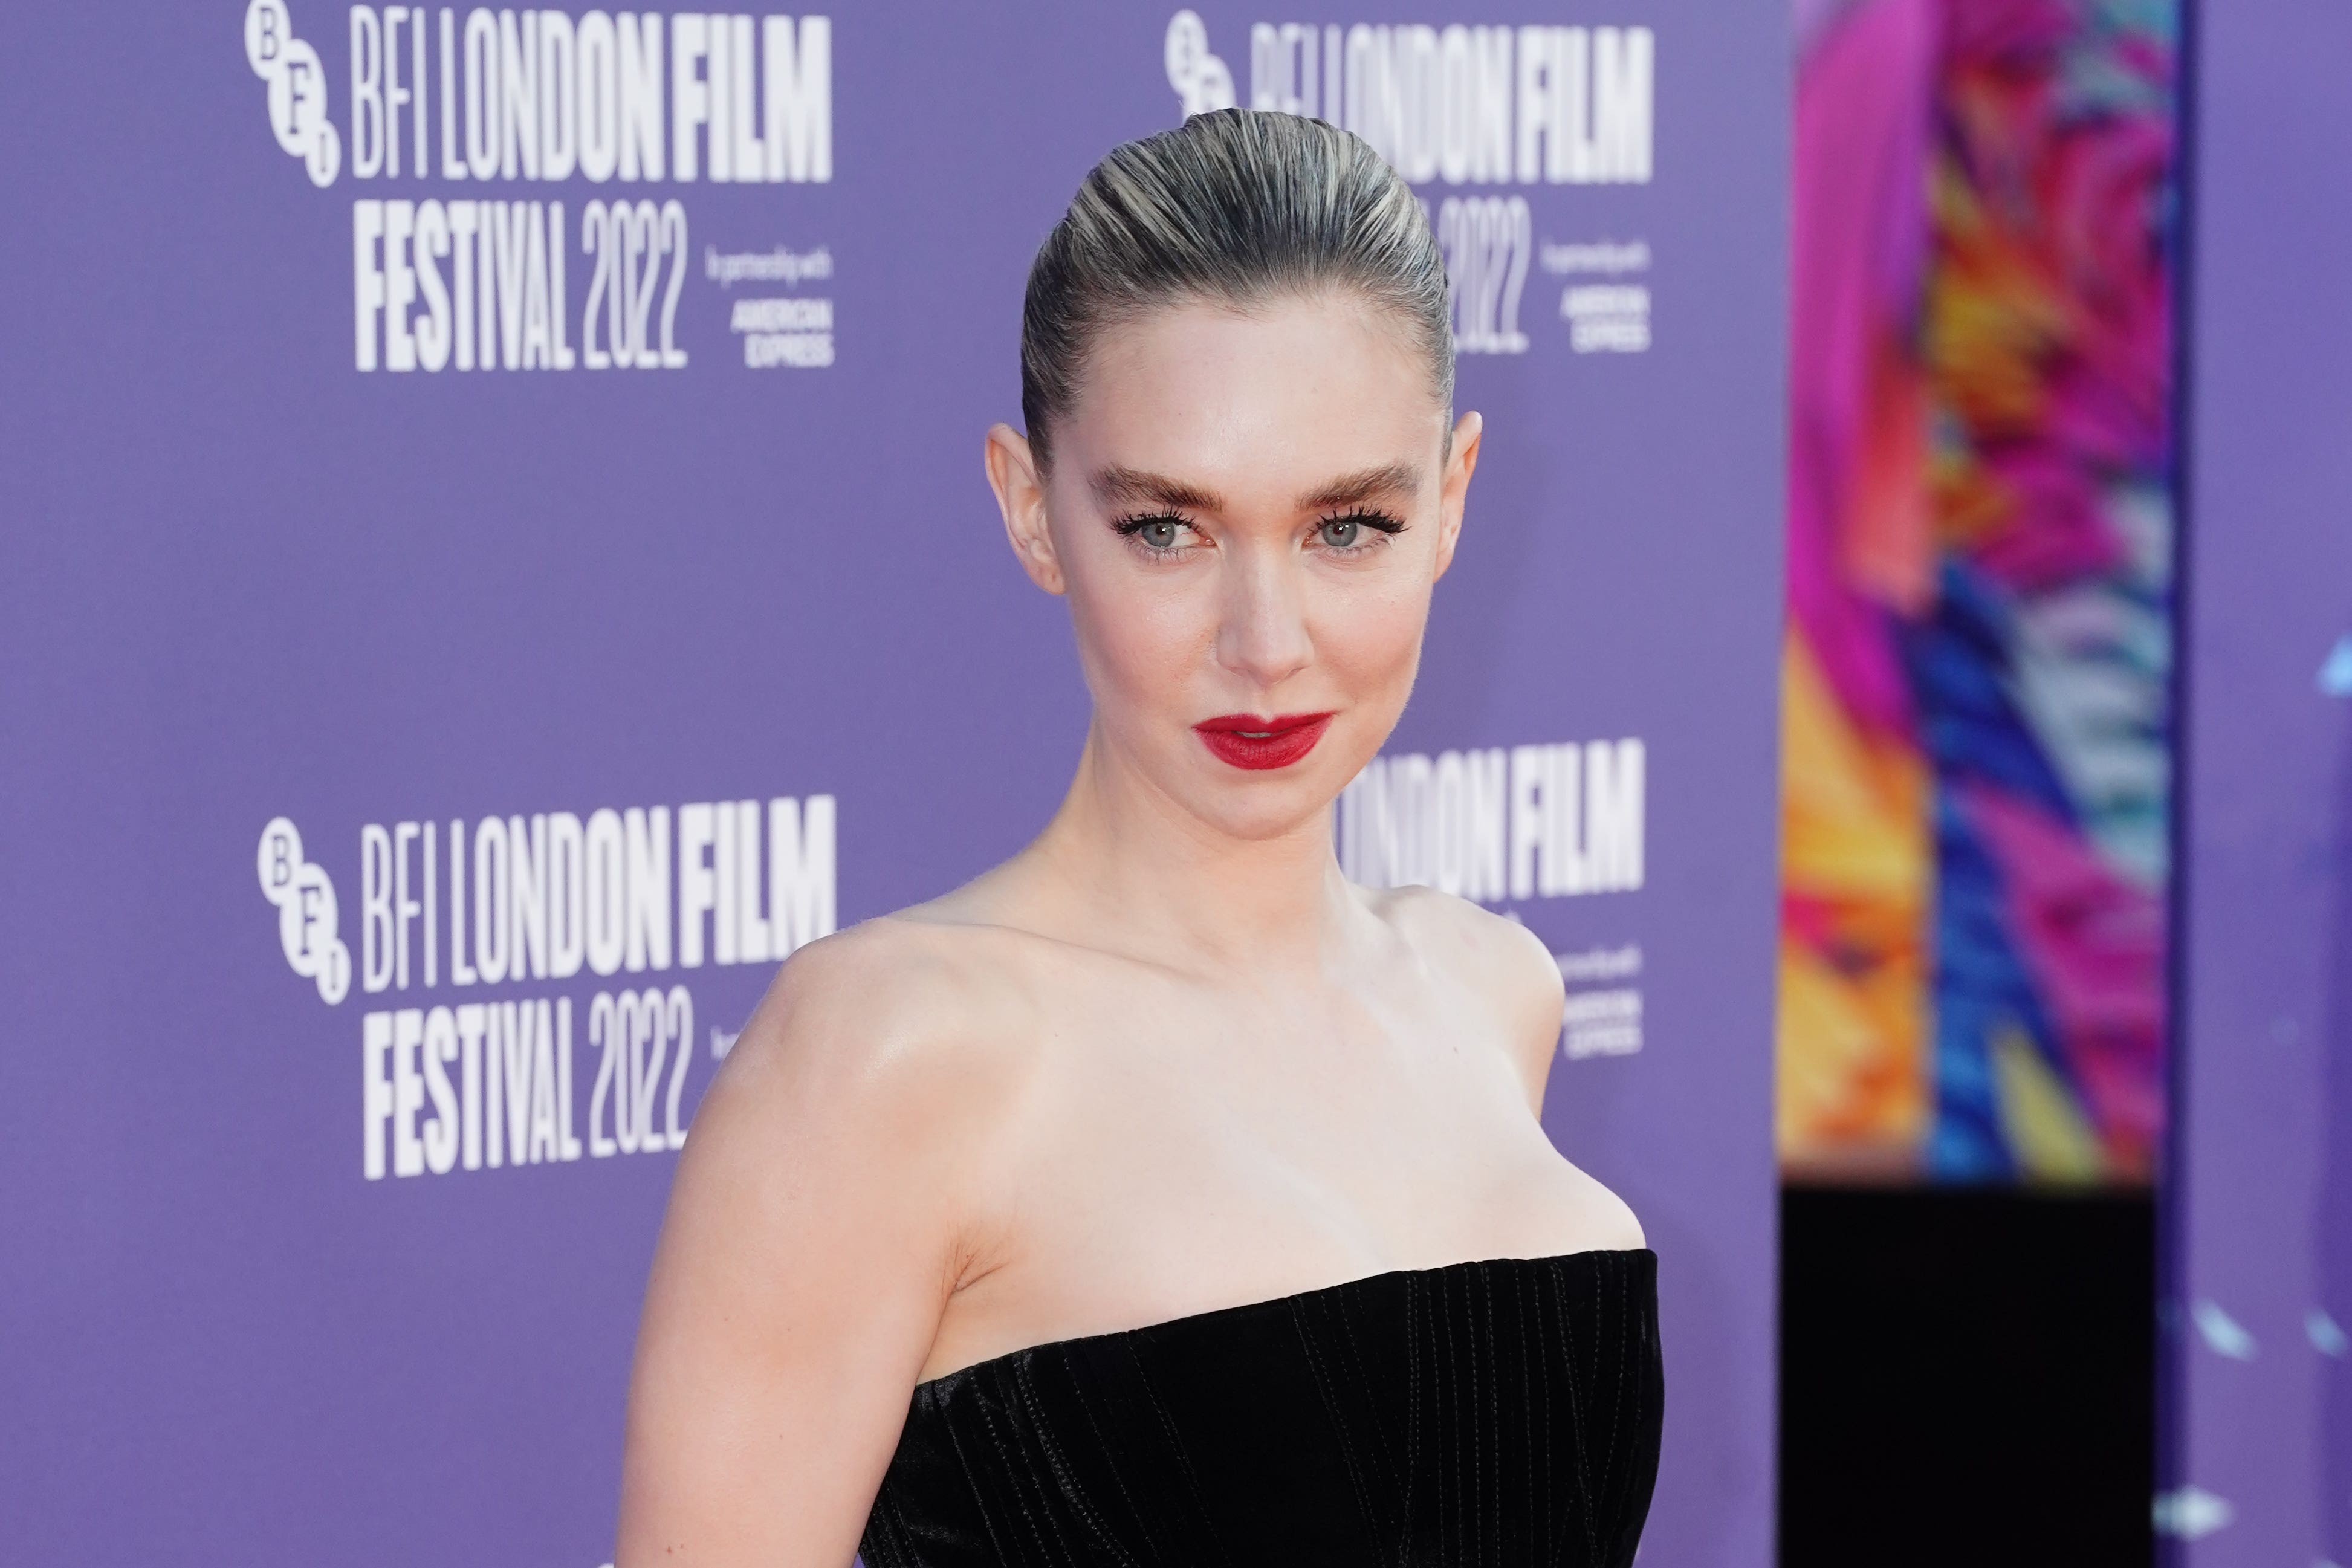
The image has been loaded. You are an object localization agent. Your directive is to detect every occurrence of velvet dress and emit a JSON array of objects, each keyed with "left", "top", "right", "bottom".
[{"left": 860, "top": 1247, "right": 1662, "bottom": 1567}]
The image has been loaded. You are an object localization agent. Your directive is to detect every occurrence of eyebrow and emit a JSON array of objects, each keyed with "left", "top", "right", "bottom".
[
  {"left": 1295, "top": 462, "right": 1422, "bottom": 511},
  {"left": 1089, "top": 461, "right": 1424, "bottom": 514},
  {"left": 1090, "top": 466, "right": 1225, "bottom": 512}
]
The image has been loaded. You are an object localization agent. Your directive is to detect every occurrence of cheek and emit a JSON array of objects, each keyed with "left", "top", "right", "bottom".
[
  {"left": 1310, "top": 572, "right": 1432, "bottom": 696},
  {"left": 1064, "top": 557, "right": 1214, "bottom": 708}
]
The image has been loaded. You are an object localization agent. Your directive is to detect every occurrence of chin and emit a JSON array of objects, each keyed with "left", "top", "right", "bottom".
[{"left": 1178, "top": 770, "right": 1347, "bottom": 843}]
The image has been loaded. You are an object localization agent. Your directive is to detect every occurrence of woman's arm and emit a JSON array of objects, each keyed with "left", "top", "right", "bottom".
[{"left": 614, "top": 927, "right": 1005, "bottom": 1566}]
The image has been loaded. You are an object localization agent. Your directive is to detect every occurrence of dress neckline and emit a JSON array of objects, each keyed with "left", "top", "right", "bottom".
[{"left": 910, "top": 1245, "right": 1654, "bottom": 1395}]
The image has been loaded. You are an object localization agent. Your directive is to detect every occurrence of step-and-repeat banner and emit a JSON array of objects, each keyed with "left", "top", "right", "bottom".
[
  {"left": 0, "top": 5, "right": 1785, "bottom": 1561},
  {"left": 2170, "top": 0, "right": 2352, "bottom": 1560}
]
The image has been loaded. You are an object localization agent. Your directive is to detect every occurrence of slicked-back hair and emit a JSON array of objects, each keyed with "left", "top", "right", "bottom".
[{"left": 1019, "top": 108, "right": 1454, "bottom": 470}]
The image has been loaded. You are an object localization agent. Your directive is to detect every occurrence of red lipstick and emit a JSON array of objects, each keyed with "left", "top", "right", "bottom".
[{"left": 1193, "top": 712, "right": 1336, "bottom": 771}]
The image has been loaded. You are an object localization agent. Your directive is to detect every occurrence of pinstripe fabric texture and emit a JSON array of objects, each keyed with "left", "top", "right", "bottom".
[{"left": 861, "top": 1248, "right": 1660, "bottom": 1567}]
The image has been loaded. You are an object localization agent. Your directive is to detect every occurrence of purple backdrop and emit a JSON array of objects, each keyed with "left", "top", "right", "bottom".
[
  {"left": 2169, "top": 0, "right": 2352, "bottom": 1560},
  {"left": 0, "top": 5, "right": 1785, "bottom": 1562}
]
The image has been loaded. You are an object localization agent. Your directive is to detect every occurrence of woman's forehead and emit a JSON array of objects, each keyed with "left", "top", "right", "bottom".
[{"left": 1061, "top": 297, "right": 1447, "bottom": 492}]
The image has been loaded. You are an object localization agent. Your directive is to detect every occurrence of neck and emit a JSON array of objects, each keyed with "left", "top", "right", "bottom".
[{"left": 1023, "top": 716, "right": 1359, "bottom": 976}]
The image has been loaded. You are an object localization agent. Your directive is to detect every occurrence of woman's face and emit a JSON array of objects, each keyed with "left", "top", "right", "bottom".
[{"left": 986, "top": 291, "right": 1480, "bottom": 843}]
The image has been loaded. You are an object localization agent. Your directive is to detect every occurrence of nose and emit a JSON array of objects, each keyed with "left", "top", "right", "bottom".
[{"left": 1213, "top": 546, "right": 1315, "bottom": 692}]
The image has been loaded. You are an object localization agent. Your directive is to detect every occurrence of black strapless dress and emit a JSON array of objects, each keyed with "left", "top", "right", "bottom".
[{"left": 860, "top": 1248, "right": 1661, "bottom": 1567}]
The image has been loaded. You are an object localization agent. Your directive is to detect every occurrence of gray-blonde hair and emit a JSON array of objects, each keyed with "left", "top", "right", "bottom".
[{"left": 1020, "top": 108, "right": 1453, "bottom": 468}]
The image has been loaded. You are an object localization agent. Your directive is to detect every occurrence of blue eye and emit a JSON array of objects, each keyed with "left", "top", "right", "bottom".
[
  {"left": 1314, "top": 510, "right": 1405, "bottom": 551},
  {"left": 1115, "top": 513, "right": 1195, "bottom": 554}
]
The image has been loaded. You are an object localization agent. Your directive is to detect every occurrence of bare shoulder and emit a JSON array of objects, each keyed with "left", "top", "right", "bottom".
[
  {"left": 1367, "top": 887, "right": 1640, "bottom": 1247},
  {"left": 706, "top": 914, "right": 1042, "bottom": 1156},
  {"left": 1369, "top": 884, "right": 1564, "bottom": 1049},
  {"left": 636, "top": 915, "right": 1049, "bottom": 1390}
]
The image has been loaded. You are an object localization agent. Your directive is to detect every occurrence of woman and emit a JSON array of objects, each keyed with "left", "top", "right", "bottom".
[{"left": 617, "top": 109, "right": 1660, "bottom": 1566}]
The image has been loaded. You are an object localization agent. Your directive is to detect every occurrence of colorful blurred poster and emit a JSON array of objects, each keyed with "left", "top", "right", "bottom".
[{"left": 1780, "top": 0, "right": 2176, "bottom": 1184}]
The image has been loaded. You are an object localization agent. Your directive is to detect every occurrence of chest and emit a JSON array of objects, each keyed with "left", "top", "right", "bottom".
[
  {"left": 911, "top": 946, "right": 1601, "bottom": 1385},
  {"left": 1063, "top": 1016, "right": 1545, "bottom": 1219},
  {"left": 974, "top": 972, "right": 1583, "bottom": 1305}
]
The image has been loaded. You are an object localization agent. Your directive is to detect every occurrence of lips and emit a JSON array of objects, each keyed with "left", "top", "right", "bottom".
[{"left": 1192, "top": 712, "right": 1336, "bottom": 771}]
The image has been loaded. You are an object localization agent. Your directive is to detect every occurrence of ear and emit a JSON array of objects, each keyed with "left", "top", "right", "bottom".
[
  {"left": 1431, "top": 410, "right": 1482, "bottom": 583},
  {"left": 984, "top": 423, "right": 1066, "bottom": 596}
]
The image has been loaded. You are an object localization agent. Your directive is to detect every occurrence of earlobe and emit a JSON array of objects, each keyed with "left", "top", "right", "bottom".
[{"left": 983, "top": 423, "right": 1067, "bottom": 596}]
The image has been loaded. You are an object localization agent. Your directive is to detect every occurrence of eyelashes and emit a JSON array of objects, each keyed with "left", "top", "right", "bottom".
[
  {"left": 1111, "top": 513, "right": 1193, "bottom": 552},
  {"left": 1313, "top": 509, "right": 1408, "bottom": 549},
  {"left": 1110, "top": 508, "right": 1409, "bottom": 558}
]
